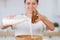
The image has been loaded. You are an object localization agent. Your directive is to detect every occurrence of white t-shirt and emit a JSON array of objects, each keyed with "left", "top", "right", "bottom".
[
  {"left": 13, "top": 15, "right": 46, "bottom": 36},
  {"left": 2, "top": 14, "right": 46, "bottom": 36}
]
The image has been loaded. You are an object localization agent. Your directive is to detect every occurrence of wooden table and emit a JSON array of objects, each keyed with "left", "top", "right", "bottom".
[
  {"left": 0, "top": 32, "right": 60, "bottom": 40},
  {"left": 44, "top": 32, "right": 60, "bottom": 36}
]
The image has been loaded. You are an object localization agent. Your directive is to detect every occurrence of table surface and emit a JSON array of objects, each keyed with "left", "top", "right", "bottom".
[{"left": 0, "top": 32, "right": 60, "bottom": 36}]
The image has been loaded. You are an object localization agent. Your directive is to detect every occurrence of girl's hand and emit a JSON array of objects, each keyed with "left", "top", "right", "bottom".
[{"left": 2, "top": 25, "right": 12, "bottom": 29}]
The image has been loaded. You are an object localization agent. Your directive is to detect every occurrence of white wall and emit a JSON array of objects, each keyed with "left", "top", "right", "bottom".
[{"left": 38, "top": 0, "right": 54, "bottom": 21}]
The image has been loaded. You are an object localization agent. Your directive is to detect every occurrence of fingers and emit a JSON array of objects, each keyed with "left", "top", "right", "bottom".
[{"left": 33, "top": 8, "right": 37, "bottom": 14}]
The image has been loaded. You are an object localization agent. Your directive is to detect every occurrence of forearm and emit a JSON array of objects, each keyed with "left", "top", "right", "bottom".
[
  {"left": 42, "top": 17, "right": 54, "bottom": 31},
  {"left": 39, "top": 14, "right": 55, "bottom": 31},
  {"left": 2, "top": 25, "right": 12, "bottom": 29}
]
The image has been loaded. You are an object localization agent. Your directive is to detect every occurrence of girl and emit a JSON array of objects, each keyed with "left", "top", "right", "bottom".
[{"left": 2, "top": 0, "right": 54, "bottom": 40}]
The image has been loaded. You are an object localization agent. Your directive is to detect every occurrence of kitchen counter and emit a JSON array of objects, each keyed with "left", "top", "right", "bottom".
[
  {"left": 0, "top": 32, "right": 60, "bottom": 36},
  {"left": 0, "top": 32, "right": 60, "bottom": 40},
  {"left": 43, "top": 32, "right": 60, "bottom": 36}
]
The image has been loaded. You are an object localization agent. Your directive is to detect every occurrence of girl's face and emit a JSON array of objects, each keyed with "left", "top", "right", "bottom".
[{"left": 25, "top": 0, "right": 38, "bottom": 13}]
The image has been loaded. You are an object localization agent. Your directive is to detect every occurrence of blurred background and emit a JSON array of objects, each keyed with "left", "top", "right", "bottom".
[{"left": 0, "top": 0, "right": 60, "bottom": 40}]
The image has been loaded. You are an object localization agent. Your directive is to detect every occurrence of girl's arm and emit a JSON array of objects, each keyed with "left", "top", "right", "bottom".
[
  {"left": 38, "top": 13, "right": 55, "bottom": 31},
  {"left": 2, "top": 25, "right": 12, "bottom": 29},
  {"left": 2, "top": 15, "right": 15, "bottom": 29}
]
